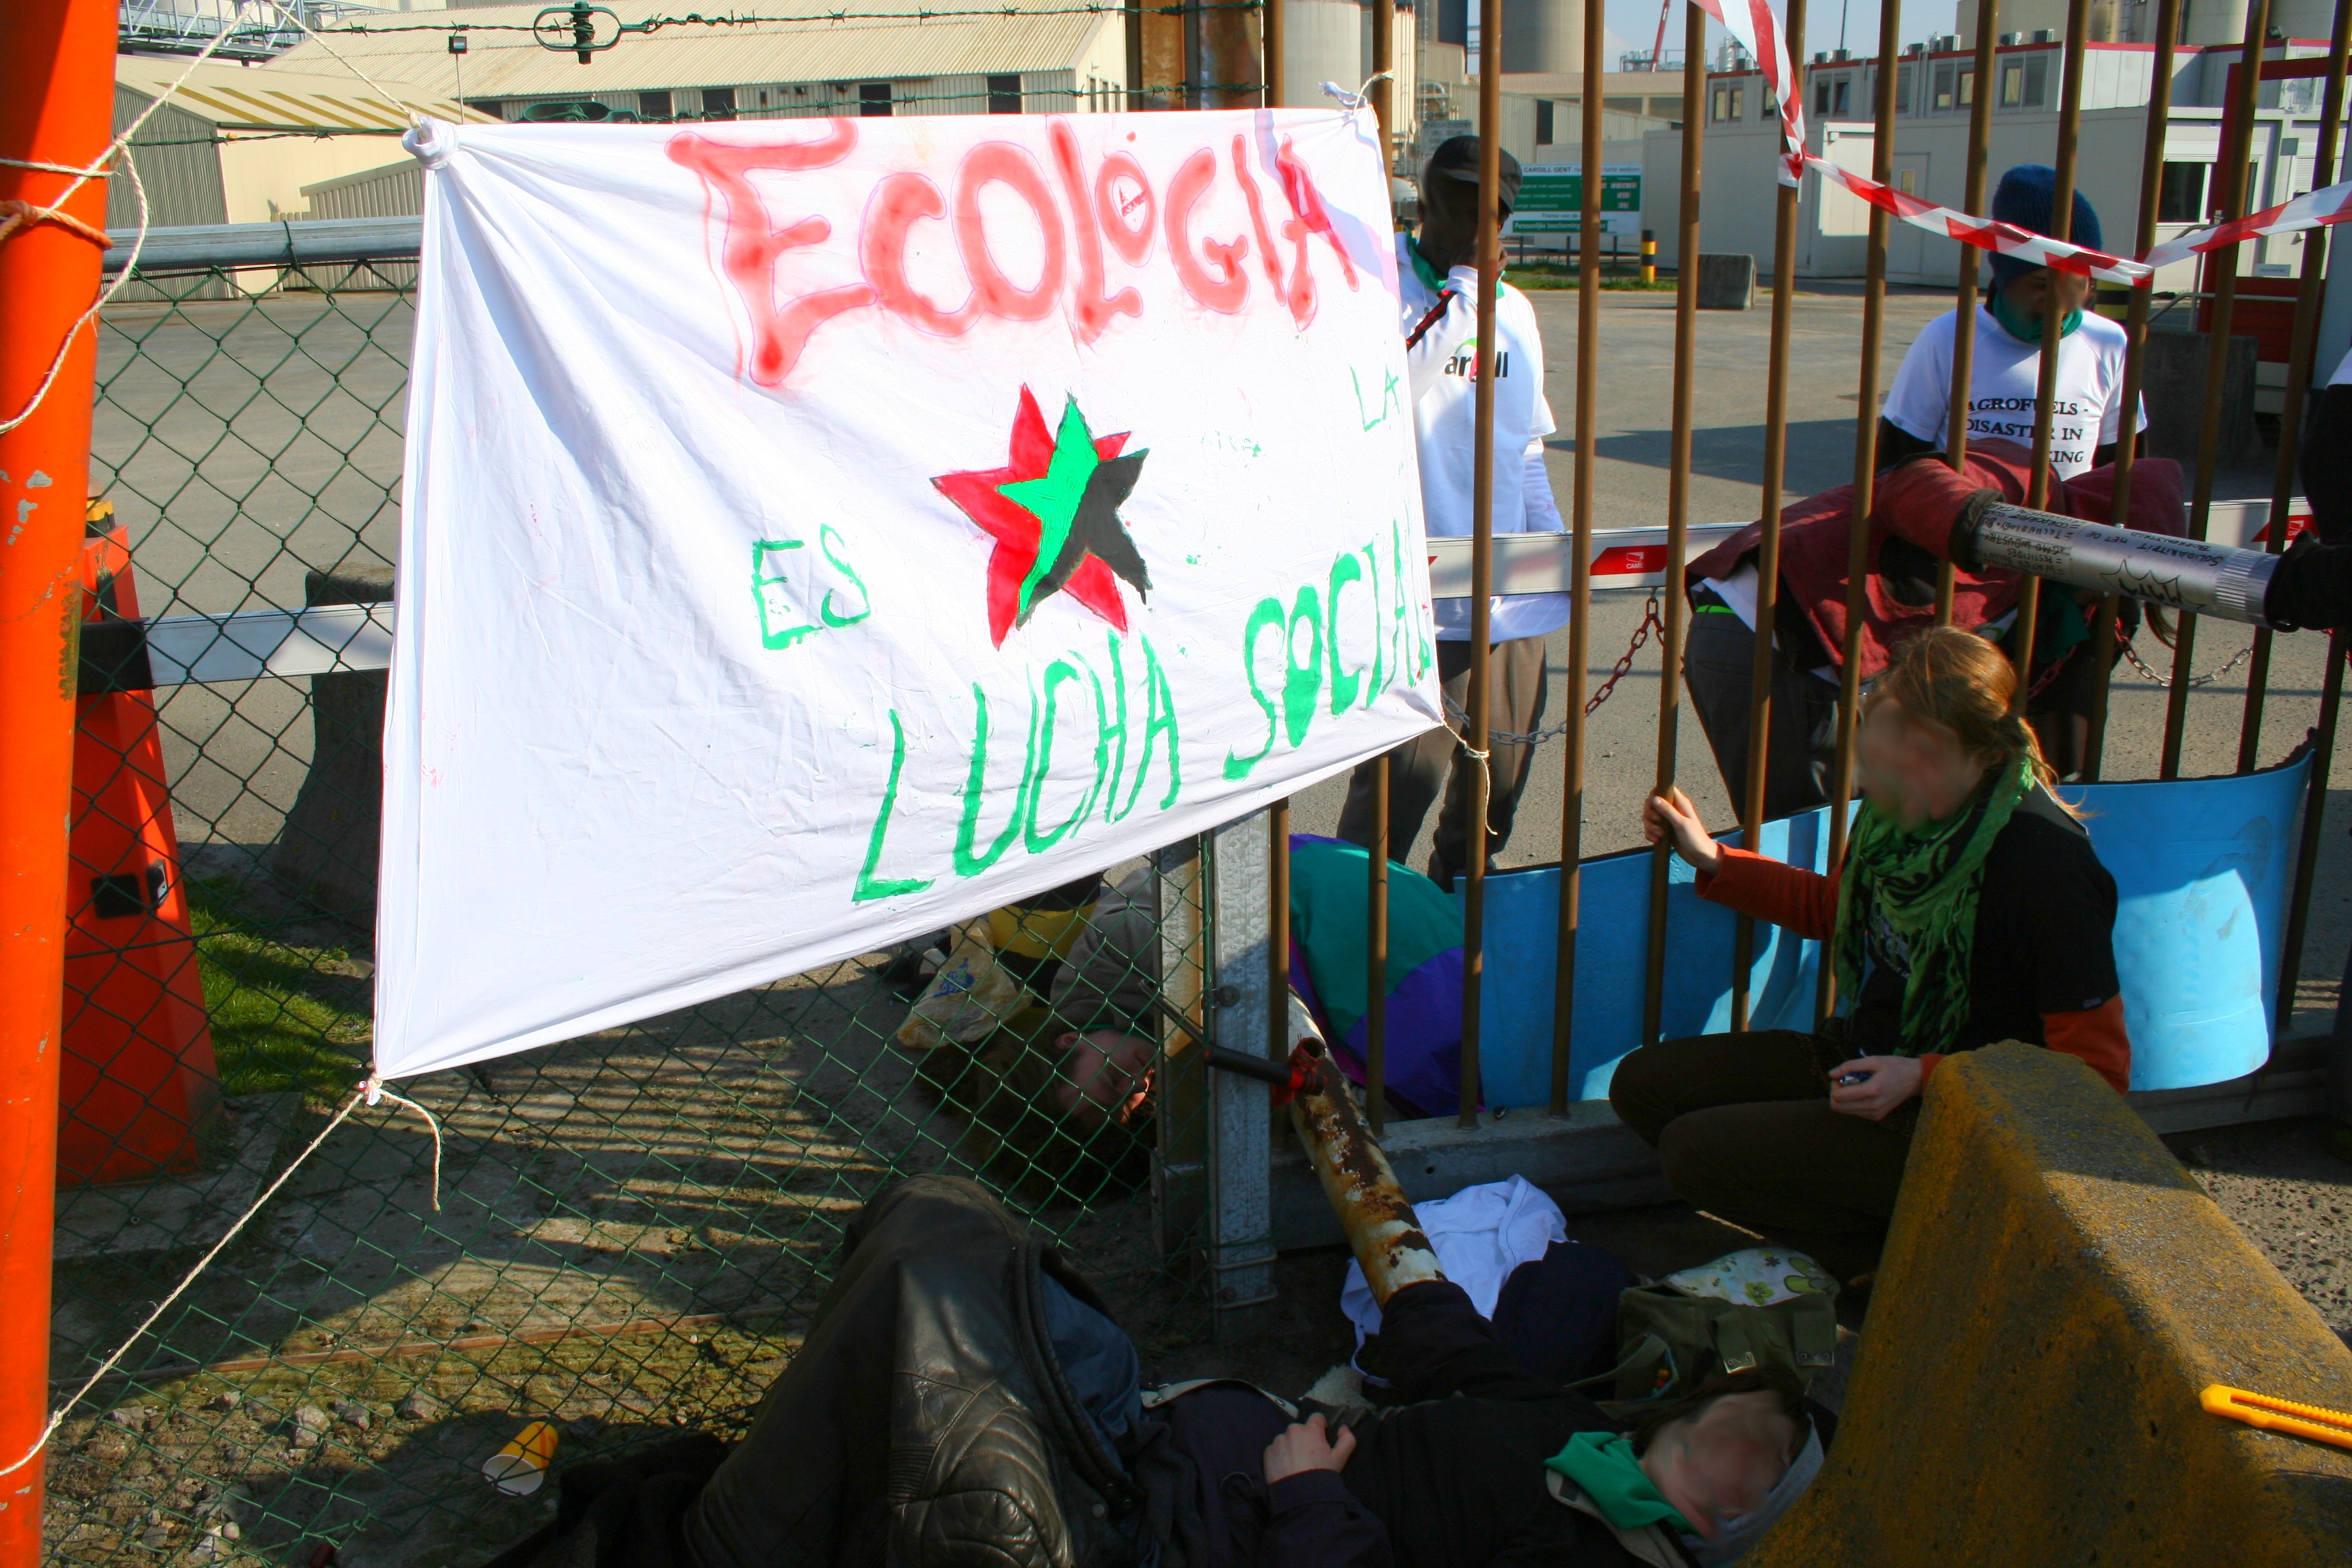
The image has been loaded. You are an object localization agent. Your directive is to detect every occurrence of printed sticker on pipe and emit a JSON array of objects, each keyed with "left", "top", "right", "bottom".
[{"left": 376, "top": 111, "right": 1441, "bottom": 1079}]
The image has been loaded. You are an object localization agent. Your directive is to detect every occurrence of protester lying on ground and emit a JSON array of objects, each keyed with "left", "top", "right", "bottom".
[
  {"left": 1338, "top": 134, "right": 1569, "bottom": 888},
  {"left": 1614, "top": 627, "right": 2129, "bottom": 1285},
  {"left": 906, "top": 865, "right": 1162, "bottom": 1189},
  {"left": 482, "top": 1175, "right": 1825, "bottom": 1568},
  {"left": 1683, "top": 165, "right": 2178, "bottom": 813}
]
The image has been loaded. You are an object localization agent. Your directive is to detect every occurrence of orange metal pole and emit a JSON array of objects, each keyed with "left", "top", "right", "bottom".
[{"left": 0, "top": 1, "right": 116, "bottom": 1552}]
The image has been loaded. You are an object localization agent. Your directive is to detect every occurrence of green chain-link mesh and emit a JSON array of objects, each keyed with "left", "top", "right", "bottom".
[{"left": 52, "top": 259, "right": 1211, "bottom": 1566}]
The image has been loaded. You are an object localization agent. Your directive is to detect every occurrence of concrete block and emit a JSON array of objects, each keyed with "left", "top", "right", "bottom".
[
  {"left": 2141, "top": 331, "right": 2261, "bottom": 469},
  {"left": 1271, "top": 1100, "right": 1671, "bottom": 1252},
  {"left": 1696, "top": 253, "right": 1756, "bottom": 310},
  {"left": 1748, "top": 1043, "right": 2352, "bottom": 1566},
  {"left": 270, "top": 564, "right": 392, "bottom": 918}
]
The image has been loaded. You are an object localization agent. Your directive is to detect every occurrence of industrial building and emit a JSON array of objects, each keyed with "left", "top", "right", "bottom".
[{"left": 109, "top": 52, "right": 487, "bottom": 229}]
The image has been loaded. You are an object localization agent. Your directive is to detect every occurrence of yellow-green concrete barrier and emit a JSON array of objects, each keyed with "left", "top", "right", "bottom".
[{"left": 1749, "top": 1042, "right": 2352, "bottom": 1565}]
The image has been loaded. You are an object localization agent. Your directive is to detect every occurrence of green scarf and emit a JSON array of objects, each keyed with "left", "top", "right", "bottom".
[
  {"left": 1987, "top": 291, "right": 2084, "bottom": 344},
  {"left": 1544, "top": 1433, "right": 1693, "bottom": 1533},
  {"left": 1834, "top": 753, "right": 2038, "bottom": 1056}
]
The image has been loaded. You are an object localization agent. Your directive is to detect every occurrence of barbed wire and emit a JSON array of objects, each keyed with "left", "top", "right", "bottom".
[{"left": 317, "top": 1, "right": 1265, "bottom": 35}]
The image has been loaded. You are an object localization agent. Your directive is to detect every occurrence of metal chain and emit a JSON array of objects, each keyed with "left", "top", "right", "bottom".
[
  {"left": 2117, "top": 633, "right": 2257, "bottom": 689},
  {"left": 1439, "top": 593, "right": 1665, "bottom": 747}
]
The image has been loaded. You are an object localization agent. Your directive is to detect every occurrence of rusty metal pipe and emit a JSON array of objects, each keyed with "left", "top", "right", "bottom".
[
  {"left": 1553, "top": 0, "right": 1606, "bottom": 1111},
  {"left": 2086, "top": 0, "right": 2184, "bottom": 781},
  {"left": 2236, "top": 0, "right": 2350, "bottom": 772},
  {"left": 2161, "top": 0, "right": 2274, "bottom": 779},
  {"left": 1640, "top": 0, "right": 1705, "bottom": 1047},
  {"left": 1460, "top": 0, "right": 1504, "bottom": 1126},
  {"left": 1285, "top": 1004, "right": 1443, "bottom": 1305},
  {"left": 1935, "top": 0, "right": 2003, "bottom": 627},
  {"left": 1820, "top": 0, "right": 1904, "bottom": 1023},
  {"left": 1732, "top": 0, "right": 1808, "bottom": 1034},
  {"left": 2006, "top": 0, "right": 2093, "bottom": 704}
]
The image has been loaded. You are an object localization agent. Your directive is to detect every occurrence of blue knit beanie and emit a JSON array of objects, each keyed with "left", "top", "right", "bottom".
[{"left": 1987, "top": 165, "right": 2102, "bottom": 291}]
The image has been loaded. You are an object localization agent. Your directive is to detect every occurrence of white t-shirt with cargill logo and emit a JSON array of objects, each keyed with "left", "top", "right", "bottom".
[
  {"left": 1398, "top": 233, "right": 1568, "bottom": 643},
  {"left": 1880, "top": 304, "right": 2146, "bottom": 483}
]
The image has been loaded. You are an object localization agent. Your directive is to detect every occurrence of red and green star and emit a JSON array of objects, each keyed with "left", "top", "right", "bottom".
[{"left": 932, "top": 387, "right": 1152, "bottom": 647}]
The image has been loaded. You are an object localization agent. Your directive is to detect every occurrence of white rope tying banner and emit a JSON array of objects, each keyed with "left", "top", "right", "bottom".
[{"left": 0, "top": 1077, "right": 444, "bottom": 1482}]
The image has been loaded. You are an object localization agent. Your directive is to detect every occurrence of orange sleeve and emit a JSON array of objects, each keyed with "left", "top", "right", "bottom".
[
  {"left": 1694, "top": 845, "right": 1841, "bottom": 941},
  {"left": 2040, "top": 996, "right": 2132, "bottom": 1094}
]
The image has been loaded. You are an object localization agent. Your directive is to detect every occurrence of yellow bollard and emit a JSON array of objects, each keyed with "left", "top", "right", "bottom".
[{"left": 1641, "top": 229, "right": 1657, "bottom": 285}]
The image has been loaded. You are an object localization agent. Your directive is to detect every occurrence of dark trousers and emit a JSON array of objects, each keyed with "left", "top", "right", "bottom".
[
  {"left": 1337, "top": 634, "right": 1550, "bottom": 886},
  {"left": 1608, "top": 1030, "right": 1916, "bottom": 1284},
  {"left": 1682, "top": 608, "right": 1842, "bottom": 823}
]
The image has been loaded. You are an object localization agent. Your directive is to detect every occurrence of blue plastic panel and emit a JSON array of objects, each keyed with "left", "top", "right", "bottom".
[{"left": 1465, "top": 753, "right": 2310, "bottom": 1105}]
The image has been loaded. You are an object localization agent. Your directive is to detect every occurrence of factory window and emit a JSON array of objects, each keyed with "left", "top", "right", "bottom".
[
  {"left": 1603, "top": 96, "right": 1644, "bottom": 114},
  {"left": 1708, "top": 86, "right": 1742, "bottom": 122},
  {"left": 2159, "top": 161, "right": 2208, "bottom": 223},
  {"left": 1537, "top": 99, "right": 1554, "bottom": 142},
  {"left": 701, "top": 85, "right": 736, "bottom": 120},
  {"left": 860, "top": 82, "right": 893, "bottom": 116},
  {"left": 1959, "top": 67, "right": 1974, "bottom": 105},
  {"left": 1934, "top": 63, "right": 1953, "bottom": 110},
  {"left": 989, "top": 74, "right": 1022, "bottom": 113},
  {"left": 639, "top": 89, "right": 672, "bottom": 119},
  {"left": 1895, "top": 63, "right": 1912, "bottom": 113},
  {"left": 1999, "top": 58, "right": 2046, "bottom": 108}
]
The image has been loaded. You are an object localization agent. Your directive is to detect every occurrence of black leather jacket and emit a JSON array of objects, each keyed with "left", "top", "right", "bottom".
[
  {"left": 485, "top": 1177, "right": 1173, "bottom": 1568},
  {"left": 690, "top": 1175, "right": 1148, "bottom": 1567}
]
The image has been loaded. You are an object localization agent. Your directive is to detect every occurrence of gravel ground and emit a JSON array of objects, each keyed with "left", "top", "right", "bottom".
[{"left": 2174, "top": 1115, "right": 2352, "bottom": 1348}]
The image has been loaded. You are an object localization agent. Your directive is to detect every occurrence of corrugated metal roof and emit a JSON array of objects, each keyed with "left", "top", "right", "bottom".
[
  {"left": 267, "top": 1, "right": 1114, "bottom": 96},
  {"left": 116, "top": 56, "right": 498, "bottom": 129}
]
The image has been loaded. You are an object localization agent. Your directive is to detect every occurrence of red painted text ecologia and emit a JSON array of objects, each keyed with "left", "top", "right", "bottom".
[{"left": 667, "top": 117, "right": 1362, "bottom": 388}]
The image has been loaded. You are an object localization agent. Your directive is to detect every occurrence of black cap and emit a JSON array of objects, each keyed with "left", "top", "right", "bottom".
[{"left": 1422, "top": 135, "right": 1522, "bottom": 213}]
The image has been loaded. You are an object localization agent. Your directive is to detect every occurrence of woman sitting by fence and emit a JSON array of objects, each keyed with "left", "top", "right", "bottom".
[{"left": 1614, "top": 627, "right": 2130, "bottom": 1288}]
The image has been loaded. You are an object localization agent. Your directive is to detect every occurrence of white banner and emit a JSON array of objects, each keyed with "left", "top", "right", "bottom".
[{"left": 378, "top": 109, "right": 1441, "bottom": 1079}]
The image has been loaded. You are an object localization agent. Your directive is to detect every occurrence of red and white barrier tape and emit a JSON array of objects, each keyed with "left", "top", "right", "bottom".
[
  {"left": 1803, "top": 154, "right": 2153, "bottom": 282},
  {"left": 1676, "top": 0, "right": 2336, "bottom": 286},
  {"left": 2140, "top": 176, "right": 2352, "bottom": 270}
]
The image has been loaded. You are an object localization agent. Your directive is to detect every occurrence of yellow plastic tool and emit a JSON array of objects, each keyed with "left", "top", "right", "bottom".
[{"left": 2201, "top": 1384, "right": 2352, "bottom": 1452}]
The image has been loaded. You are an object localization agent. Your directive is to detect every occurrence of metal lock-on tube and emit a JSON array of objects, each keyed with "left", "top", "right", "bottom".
[{"left": 1955, "top": 501, "right": 2281, "bottom": 627}]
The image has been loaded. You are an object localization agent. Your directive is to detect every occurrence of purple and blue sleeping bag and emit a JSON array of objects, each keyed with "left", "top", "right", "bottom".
[{"left": 1285, "top": 834, "right": 1469, "bottom": 1120}]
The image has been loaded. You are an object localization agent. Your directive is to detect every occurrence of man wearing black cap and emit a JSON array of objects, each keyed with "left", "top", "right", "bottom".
[
  {"left": 1682, "top": 164, "right": 2161, "bottom": 811},
  {"left": 1338, "top": 135, "right": 1567, "bottom": 887}
]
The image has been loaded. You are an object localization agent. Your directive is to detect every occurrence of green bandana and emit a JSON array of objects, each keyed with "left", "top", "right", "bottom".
[
  {"left": 1987, "top": 291, "right": 2084, "bottom": 345},
  {"left": 1834, "top": 753, "right": 2038, "bottom": 1056},
  {"left": 1408, "top": 239, "right": 1448, "bottom": 293},
  {"left": 1544, "top": 1432, "right": 1693, "bottom": 1533}
]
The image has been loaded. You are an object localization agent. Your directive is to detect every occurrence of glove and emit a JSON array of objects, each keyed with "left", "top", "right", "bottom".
[{"left": 1870, "top": 457, "right": 1999, "bottom": 567}]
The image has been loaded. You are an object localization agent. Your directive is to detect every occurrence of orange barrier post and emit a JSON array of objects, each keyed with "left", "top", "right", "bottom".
[
  {"left": 0, "top": 0, "right": 118, "bottom": 1553},
  {"left": 61, "top": 502, "right": 220, "bottom": 1184}
]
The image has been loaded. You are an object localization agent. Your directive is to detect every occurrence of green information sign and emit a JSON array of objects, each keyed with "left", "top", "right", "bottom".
[{"left": 1507, "top": 164, "right": 1643, "bottom": 237}]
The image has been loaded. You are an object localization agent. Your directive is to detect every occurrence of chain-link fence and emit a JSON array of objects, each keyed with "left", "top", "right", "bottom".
[{"left": 52, "top": 242, "right": 1220, "bottom": 1567}]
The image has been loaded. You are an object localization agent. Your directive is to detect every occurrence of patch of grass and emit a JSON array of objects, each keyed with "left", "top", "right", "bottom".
[
  {"left": 1505, "top": 267, "right": 1677, "bottom": 291},
  {"left": 186, "top": 877, "right": 370, "bottom": 1101}
]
